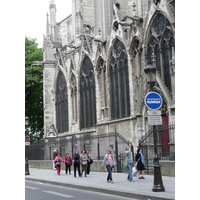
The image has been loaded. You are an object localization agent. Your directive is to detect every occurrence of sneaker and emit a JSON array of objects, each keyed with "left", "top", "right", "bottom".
[
  {"left": 107, "top": 180, "right": 110, "bottom": 183},
  {"left": 130, "top": 180, "right": 135, "bottom": 182},
  {"left": 110, "top": 180, "right": 114, "bottom": 183},
  {"left": 141, "top": 176, "right": 145, "bottom": 179},
  {"left": 138, "top": 177, "right": 142, "bottom": 179}
]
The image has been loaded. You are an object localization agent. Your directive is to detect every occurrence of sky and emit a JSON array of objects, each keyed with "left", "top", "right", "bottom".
[
  {"left": 1, "top": 1, "right": 200, "bottom": 199},
  {"left": 24, "top": 0, "right": 72, "bottom": 48}
]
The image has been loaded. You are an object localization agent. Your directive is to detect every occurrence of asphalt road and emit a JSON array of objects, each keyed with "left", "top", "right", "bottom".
[{"left": 25, "top": 180, "right": 142, "bottom": 200}]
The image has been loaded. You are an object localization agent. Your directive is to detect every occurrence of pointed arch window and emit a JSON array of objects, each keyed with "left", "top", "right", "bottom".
[
  {"left": 109, "top": 39, "right": 130, "bottom": 120},
  {"left": 55, "top": 72, "right": 69, "bottom": 133},
  {"left": 71, "top": 72, "right": 77, "bottom": 122},
  {"left": 147, "top": 13, "right": 175, "bottom": 92},
  {"left": 147, "top": 36, "right": 161, "bottom": 75},
  {"left": 80, "top": 56, "right": 96, "bottom": 129}
]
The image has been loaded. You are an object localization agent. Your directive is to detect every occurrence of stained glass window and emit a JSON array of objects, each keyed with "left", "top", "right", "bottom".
[
  {"left": 155, "top": 44, "right": 161, "bottom": 75},
  {"left": 163, "top": 41, "right": 171, "bottom": 92},
  {"left": 154, "top": 14, "right": 166, "bottom": 36},
  {"left": 80, "top": 56, "right": 96, "bottom": 129},
  {"left": 169, "top": 36, "right": 175, "bottom": 59},
  {"left": 109, "top": 39, "right": 130, "bottom": 120},
  {"left": 56, "top": 72, "right": 69, "bottom": 133},
  {"left": 147, "top": 14, "right": 175, "bottom": 92}
]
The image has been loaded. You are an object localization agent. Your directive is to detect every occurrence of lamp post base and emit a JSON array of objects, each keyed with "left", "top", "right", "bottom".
[
  {"left": 152, "top": 158, "right": 165, "bottom": 192},
  {"left": 25, "top": 158, "right": 30, "bottom": 175}
]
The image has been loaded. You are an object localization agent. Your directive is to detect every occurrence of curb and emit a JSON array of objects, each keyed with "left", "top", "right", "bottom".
[{"left": 25, "top": 177, "right": 174, "bottom": 200}]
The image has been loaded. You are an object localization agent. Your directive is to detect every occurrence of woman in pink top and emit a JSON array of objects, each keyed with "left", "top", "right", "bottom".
[{"left": 54, "top": 152, "right": 63, "bottom": 175}]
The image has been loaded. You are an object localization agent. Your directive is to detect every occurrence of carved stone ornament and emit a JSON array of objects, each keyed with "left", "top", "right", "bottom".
[
  {"left": 134, "top": 26, "right": 137, "bottom": 34},
  {"left": 154, "top": 0, "right": 161, "bottom": 6},
  {"left": 113, "top": 21, "right": 119, "bottom": 32},
  {"left": 47, "top": 124, "right": 58, "bottom": 137}
]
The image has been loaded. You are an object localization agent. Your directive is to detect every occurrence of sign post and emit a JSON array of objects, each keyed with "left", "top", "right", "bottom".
[
  {"left": 145, "top": 91, "right": 165, "bottom": 192},
  {"left": 145, "top": 92, "right": 162, "bottom": 126}
]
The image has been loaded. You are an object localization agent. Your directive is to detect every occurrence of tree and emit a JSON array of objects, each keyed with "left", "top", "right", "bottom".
[{"left": 25, "top": 37, "right": 43, "bottom": 143}]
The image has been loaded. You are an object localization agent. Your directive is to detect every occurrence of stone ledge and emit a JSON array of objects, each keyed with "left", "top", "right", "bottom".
[
  {"left": 159, "top": 161, "right": 175, "bottom": 177},
  {"left": 28, "top": 160, "right": 175, "bottom": 176}
]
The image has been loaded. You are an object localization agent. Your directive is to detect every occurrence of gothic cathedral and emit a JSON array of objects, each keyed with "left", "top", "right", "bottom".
[{"left": 42, "top": 0, "right": 175, "bottom": 152}]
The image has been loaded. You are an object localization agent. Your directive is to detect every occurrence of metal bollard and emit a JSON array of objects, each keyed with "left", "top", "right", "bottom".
[{"left": 25, "top": 158, "right": 30, "bottom": 175}]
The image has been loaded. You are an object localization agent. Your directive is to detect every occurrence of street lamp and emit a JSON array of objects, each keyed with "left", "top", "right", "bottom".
[
  {"left": 144, "top": 62, "right": 165, "bottom": 192},
  {"left": 144, "top": 63, "right": 156, "bottom": 88}
]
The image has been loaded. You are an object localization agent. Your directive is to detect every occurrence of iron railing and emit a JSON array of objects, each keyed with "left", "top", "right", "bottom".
[
  {"left": 138, "top": 124, "right": 175, "bottom": 174},
  {"left": 25, "top": 131, "right": 130, "bottom": 172}
]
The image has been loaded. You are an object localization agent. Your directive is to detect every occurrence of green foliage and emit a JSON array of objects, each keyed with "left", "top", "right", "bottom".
[
  {"left": 25, "top": 37, "right": 43, "bottom": 68},
  {"left": 25, "top": 37, "right": 43, "bottom": 142}
]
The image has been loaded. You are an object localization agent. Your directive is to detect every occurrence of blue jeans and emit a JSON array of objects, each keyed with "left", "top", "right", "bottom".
[
  {"left": 106, "top": 165, "right": 113, "bottom": 181},
  {"left": 127, "top": 163, "right": 133, "bottom": 181}
]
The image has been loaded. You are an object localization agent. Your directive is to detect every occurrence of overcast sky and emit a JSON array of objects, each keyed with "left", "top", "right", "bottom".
[{"left": 25, "top": 0, "right": 72, "bottom": 48}]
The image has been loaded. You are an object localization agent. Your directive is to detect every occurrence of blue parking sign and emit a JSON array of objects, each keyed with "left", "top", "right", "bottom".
[{"left": 145, "top": 92, "right": 162, "bottom": 110}]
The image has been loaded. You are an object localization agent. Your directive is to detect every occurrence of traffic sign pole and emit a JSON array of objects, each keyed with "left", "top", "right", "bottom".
[{"left": 145, "top": 91, "right": 165, "bottom": 192}]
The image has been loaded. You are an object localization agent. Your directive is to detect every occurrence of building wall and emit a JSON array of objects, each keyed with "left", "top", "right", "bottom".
[{"left": 42, "top": 0, "right": 175, "bottom": 149}]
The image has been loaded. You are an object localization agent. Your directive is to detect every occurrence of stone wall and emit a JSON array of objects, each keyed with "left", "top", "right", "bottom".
[
  {"left": 28, "top": 160, "right": 175, "bottom": 176},
  {"left": 159, "top": 161, "right": 175, "bottom": 177}
]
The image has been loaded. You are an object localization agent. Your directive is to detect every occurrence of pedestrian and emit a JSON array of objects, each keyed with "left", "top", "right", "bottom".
[
  {"left": 65, "top": 153, "right": 72, "bottom": 175},
  {"left": 86, "top": 149, "right": 93, "bottom": 174},
  {"left": 80, "top": 149, "right": 88, "bottom": 177},
  {"left": 102, "top": 149, "right": 115, "bottom": 183},
  {"left": 125, "top": 144, "right": 134, "bottom": 182},
  {"left": 54, "top": 152, "right": 63, "bottom": 175},
  {"left": 135, "top": 148, "right": 145, "bottom": 179},
  {"left": 74, "top": 150, "right": 81, "bottom": 177}
]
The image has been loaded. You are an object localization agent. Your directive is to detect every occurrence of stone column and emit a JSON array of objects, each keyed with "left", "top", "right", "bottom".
[
  {"left": 43, "top": 61, "right": 56, "bottom": 138},
  {"left": 127, "top": 50, "right": 135, "bottom": 117},
  {"left": 170, "top": 47, "right": 175, "bottom": 104}
]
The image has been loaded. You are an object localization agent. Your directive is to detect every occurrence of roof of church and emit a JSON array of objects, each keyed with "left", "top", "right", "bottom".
[{"left": 57, "top": 14, "right": 72, "bottom": 25}]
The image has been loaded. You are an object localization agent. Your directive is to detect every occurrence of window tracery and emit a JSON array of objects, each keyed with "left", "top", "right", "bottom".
[
  {"left": 55, "top": 72, "right": 69, "bottom": 133},
  {"left": 109, "top": 39, "right": 130, "bottom": 120},
  {"left": 147, "top": 14, "right": 175, "bottom": 92},
  {"left": 80, "top": 56, "right": 96, "bottom": 129}
]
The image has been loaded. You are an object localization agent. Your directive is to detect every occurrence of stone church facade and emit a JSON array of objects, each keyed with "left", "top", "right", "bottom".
[{"left": 42, "top": 0, "right": 175, "bottom": 151}]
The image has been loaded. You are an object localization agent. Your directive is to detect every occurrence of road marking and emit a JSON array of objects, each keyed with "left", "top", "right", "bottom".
[
  {"left": 42, "top": 191, "right": 74, "bottom": 198},
  {"left": 25, "top": 186, "right": 39, "bottom": 190}
]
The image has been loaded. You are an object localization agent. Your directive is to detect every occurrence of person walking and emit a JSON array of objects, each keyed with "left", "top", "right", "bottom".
[
  {"left": 74, "top": 150, "right": 81, "bottom": 177},
  {"left": 86, "top": 149, "right": 93, "bottom": 175},
  {"left": 80, "top": 149, "right": 88, "bottom": 177},
  {"left": 102, "top": 149, "right": 115, "bottom": 183},
  {"left": 125, "top": 144, "right": 134, "bottom": 182},
  {"left": 65, "top": 153, "right": 72, "bottom": 175},
  {"left": 135, "top": 148, "right": 145, "bottom": 179},
  {"left": 54, "top": 152, "right": 63, "bottom": 175}
]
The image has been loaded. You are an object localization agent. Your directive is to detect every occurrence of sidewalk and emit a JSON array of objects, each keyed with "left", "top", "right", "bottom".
[{"left": 25, "top": 168, "right": 175, "bottom": 200}]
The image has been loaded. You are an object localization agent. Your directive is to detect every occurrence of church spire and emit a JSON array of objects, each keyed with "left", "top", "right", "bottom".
[
  {"left": 46, "top": 13, "right": 50, "bottom": 37},
  {"left": 49, "top": 0, "right": 56, "bottom": 41}
]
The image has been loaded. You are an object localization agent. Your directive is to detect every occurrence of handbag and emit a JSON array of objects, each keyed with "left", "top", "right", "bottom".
[
  {"left": 82, "top": 161, "right": 87, "bottom": 165},
  {"left": 55, "top": 161, "right": 61, "bottom": 166},
  {"left": 124, "top": 160, "right": 128, "bottom": 169},
  {"left": 90, "top": 159, "right": 93, "bottom": 164},
  {"left": 132, "top": 166, "right": 137, "bottom": 176},
  {"left": 134, "top": 157, "right": 141, "bottom": 169},
  {"left": 124, "top": 152, "right": 131, "bottom": 169}
]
